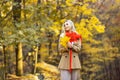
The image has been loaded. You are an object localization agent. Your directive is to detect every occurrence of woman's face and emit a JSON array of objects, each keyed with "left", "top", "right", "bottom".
[{"left": 64, "top": 22, "right": 72, "bottom": 31}]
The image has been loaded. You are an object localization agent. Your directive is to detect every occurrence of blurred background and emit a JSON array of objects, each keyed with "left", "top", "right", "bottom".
[{"left": 0, "top": 0, "right": 120, "bottom": 80}]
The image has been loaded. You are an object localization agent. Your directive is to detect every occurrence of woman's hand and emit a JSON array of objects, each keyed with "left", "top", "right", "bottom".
[{"left": 67, "top": 42, "right": 73, "bottom": 48}]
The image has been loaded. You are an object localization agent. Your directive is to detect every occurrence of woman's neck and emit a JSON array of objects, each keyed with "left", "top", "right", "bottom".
[{"left": 65, "top": 30, "right": 72, "bottom": 33}]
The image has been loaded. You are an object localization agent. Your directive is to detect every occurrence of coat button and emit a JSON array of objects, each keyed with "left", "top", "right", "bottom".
[
  {"left": 73, "top": 56, "right": 75, "bottom": 58},
  {"left": 65, "top": 56, "right": 67, "bottom": 58}
]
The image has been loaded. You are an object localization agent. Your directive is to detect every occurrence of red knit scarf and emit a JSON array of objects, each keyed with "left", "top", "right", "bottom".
[{"left": 65, "top": 31, "right": 82, "bottom": 73}]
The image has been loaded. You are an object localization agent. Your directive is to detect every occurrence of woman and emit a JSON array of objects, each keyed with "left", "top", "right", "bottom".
[{"left": 58, "top": 20, "right": 82, "bottom": 80}]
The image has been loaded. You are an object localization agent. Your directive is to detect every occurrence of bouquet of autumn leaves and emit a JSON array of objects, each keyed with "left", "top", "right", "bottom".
[{"left": 60, "top": 36, "right": 70, "bottom": 48}]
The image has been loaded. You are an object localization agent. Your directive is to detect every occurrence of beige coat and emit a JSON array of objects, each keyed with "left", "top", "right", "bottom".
[{"left": 58, "top": 40, "right": 81, "bottom": 70}]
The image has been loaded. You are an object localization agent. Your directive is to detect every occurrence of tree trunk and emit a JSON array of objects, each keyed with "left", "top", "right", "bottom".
[
  {"left": 32, "top": 46, "right": 38, "bottom": 74},
  {"left": 13, "top": 0, "right": 22, "bottom": 23},
  {"left": 37, "top": 0, "right": 41, "bottom": 4},
  {"left": 23, "top": 0, "right": 26, "bottom": 20},
  {"left": 38, "top": 44, "right": 41, "bottom": 62},
  {"left": 37, "top": 0, "right": 41, "bottom": 62},
  {"left": 103, "top": 59, "right": 110, "bottom": 80},
  {"left": 57, "top": 34, "right": 60, "bottom": 55},
  {"left": 7, "top": 45, "right": 15, "bottom": 74},
  {"left": 3, "top": 45, "right": 7, "bottom": 80},
  {"left": 13, "top": 0, "right": 23, "bottom": 76},
  {"left": 48, "top": 40, "right": 52, "bottom": 56},
  {"left": 15, "top": 43, "right": 23, "bottom": 76}
]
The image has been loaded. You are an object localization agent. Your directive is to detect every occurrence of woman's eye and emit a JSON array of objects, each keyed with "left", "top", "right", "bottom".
[
  {"left": 64, "top": 22, "right": 69, "bottom": 27},
  {"left": 66, "top": 23, "right": 68, "bottom": 25}
]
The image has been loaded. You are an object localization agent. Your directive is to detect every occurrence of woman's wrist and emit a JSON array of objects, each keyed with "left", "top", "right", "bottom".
[{"left": 67, "top": 42, "right": 74, "bottom": 48}]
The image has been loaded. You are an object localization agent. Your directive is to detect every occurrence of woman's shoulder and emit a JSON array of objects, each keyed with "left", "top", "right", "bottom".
[
  {"left": 72, "top": 31, "right": 79, "bottom": 36},
  {"left": 72, "top": 31, "right": 82, "bottom": 40}
]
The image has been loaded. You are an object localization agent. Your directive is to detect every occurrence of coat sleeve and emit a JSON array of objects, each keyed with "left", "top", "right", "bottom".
[{"left": 72, "top": 39, "right": 81, "bottom": 53}]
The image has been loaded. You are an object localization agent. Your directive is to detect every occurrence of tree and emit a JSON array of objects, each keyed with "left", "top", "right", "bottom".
[
  {"left": 88, "top": 0, "right": 120, "bottom": 80},
  {"left": 13, "top": 0, "right": 23, "bottom": 76}
]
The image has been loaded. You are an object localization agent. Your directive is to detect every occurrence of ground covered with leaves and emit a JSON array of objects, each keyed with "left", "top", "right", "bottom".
[{"left": 6, "top": 61, "right": 60, "bottom": 80}]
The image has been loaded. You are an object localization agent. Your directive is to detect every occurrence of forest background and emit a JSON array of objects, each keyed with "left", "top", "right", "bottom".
[{"left": 0, "top": 0, "right": 120, "bottom": 80}]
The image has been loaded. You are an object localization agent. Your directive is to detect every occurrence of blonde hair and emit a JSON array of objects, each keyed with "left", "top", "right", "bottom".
[{"left": 60, "top": 20, "right": 77, "bottom": 37}]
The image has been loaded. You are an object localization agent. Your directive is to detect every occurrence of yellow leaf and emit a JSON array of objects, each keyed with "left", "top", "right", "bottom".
[{"left": 60, "top": 36, "right": 70, "bottom": 48}]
